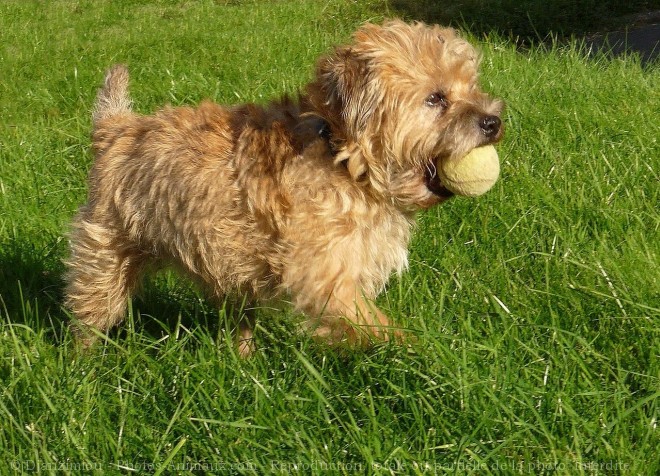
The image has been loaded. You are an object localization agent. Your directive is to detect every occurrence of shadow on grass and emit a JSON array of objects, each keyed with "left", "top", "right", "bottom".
[
  {"left": 126, "top": 276, "right": 251, "bottom": 348},
  {"left": 391, "top": 0, "right": 658, "bottom": 40},
  {"left": 0, "top": 238, "right": 248, "bottom": 348},
  {"left": 0, "top": 239, "right": 67, "bottom": 343}
]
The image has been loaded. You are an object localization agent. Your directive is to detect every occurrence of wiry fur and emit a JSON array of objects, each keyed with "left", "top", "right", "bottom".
[{"left": 65, "top": 20, "right": 503, "bottom": 356}]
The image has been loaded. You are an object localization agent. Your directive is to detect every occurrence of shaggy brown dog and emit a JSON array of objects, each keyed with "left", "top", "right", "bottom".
[{"left": 65, "top": 20, "right": 503, "bottom": 356}]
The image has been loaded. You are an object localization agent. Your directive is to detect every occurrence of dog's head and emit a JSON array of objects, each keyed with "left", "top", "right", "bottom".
[{"left": 307, "top": 20, "right": 504, "bottom": 210}]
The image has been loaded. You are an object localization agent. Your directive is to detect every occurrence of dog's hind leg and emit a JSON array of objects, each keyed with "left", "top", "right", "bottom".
[{"left": 64, "top": 217, "right": 149, "bottom": 347}]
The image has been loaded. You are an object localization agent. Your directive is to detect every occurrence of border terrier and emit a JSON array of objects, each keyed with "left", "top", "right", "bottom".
[{"left": 65, "top": 20, "right": 503, "bottom": 356}]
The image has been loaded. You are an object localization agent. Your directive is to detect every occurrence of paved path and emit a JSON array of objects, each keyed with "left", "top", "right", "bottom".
[{"left": 585, "top": 11, "right": 659, "bottom": 64}]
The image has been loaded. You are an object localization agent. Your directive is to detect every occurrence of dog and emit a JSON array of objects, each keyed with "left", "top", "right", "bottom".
[{"left": 64, "top": 20, "right": 503, "bottom": 356}]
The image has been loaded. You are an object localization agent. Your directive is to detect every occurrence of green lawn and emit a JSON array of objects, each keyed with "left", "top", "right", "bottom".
[{"left": 1, "top": 1, "right": 658, "bottom": 474}]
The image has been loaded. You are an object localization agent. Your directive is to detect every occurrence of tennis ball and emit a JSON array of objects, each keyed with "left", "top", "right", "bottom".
[{"left": 437, "top": 145, "right": 500, "bottom": 197}]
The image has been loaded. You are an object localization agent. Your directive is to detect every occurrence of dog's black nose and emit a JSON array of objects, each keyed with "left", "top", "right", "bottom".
[{"left": 479, "top": 115, "right": 501, "bottom": 138}]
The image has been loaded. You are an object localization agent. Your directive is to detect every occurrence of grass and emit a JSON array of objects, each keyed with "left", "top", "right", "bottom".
[{"left": 1, "top": 0, "right": 658, "bottom": 474}]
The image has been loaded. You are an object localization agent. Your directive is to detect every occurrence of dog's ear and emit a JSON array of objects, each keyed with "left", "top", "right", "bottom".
[{"left": 307, "top": 46, "right": 377, "bottom": 140}]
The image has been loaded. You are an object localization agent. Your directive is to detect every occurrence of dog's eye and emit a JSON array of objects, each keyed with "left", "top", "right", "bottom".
[{"left": 425, "top": 92, "right": 448, "bottom": 108}]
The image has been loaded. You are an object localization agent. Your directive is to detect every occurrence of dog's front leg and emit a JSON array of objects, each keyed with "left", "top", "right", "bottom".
[{"left": 293, "top": 278, "right": 401, "bottom": 347}]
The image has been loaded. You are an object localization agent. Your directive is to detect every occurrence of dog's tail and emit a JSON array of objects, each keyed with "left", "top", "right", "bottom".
[{"left": 92, "top": 64, "right": 132, "bottom": 125}]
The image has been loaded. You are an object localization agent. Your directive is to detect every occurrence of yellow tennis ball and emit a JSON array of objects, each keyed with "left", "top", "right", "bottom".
[{"left": 437, "top": 145, "right": 500, "bottom": 197}]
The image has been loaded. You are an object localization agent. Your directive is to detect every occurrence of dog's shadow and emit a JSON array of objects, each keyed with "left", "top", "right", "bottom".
[
  {"left": 124, "top": 272, "right": 251, "bottom": 346},
  {"left": 0, "top": 239, "right": 68, "bottom": 343}
]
